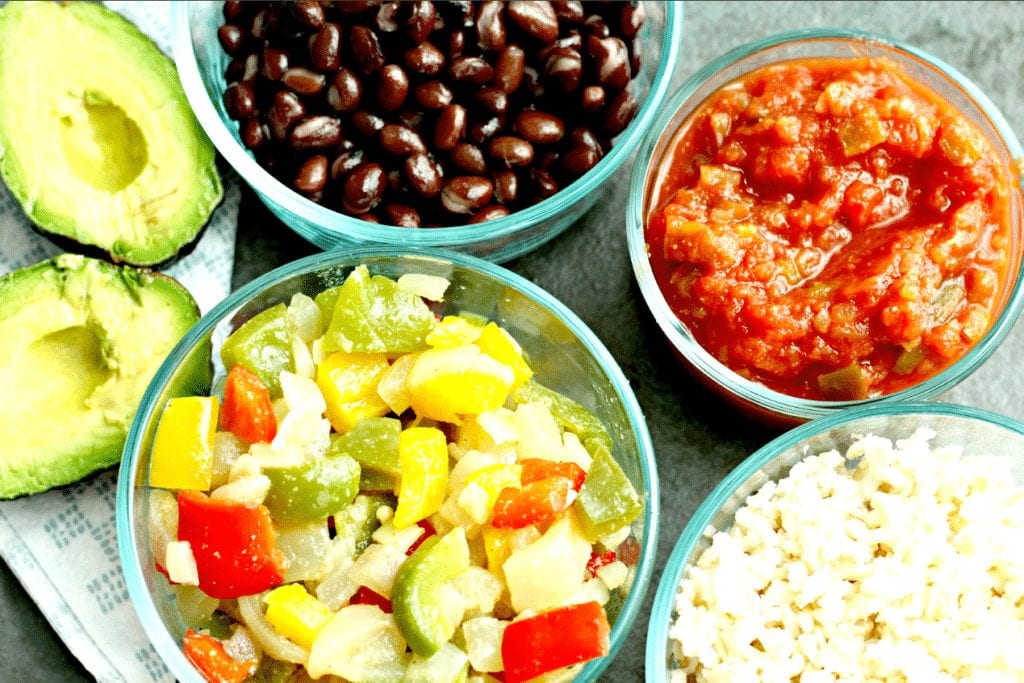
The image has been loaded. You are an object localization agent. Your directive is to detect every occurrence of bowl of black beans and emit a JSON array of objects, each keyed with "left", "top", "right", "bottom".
[{"left": 172, "top": 1, "right": 683, "bottom": 261}]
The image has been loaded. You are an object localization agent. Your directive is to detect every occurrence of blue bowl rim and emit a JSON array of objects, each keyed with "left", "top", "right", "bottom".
[
  {"left": 171, "top": 1, "right": 684, "bottom": 247},
  {"left": 644, "top": 399, "right": 1024, "bottom": 681},
  {"left": 116, "top": 245, "right": 660, "bottom": 682},
  {"left": 626, "top": 27, "right": 1024, "bottom": 422}
]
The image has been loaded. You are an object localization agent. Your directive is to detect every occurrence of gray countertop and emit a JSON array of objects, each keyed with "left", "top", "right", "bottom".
[{"left": 3, "top": 1, "right": 1024, "bottom": 680}]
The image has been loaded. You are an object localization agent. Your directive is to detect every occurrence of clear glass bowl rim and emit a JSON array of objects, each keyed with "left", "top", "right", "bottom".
[
  {"left": 626, "top": 27, "right": 1024, "bottom": 422},
  {"left": 171, "top": 1, "right": 684, "bottom": 248},
  {"left": 644, "top": 399, "right": 1024, "bottom": 681},
  {"left": 116, "top": 245, "right": 660, "bottom": 682}
]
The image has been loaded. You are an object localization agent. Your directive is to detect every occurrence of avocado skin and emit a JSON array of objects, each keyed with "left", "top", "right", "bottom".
[
  {"left": 0, "top": 2, "right": 223, "bottom": 267},
  {"left": 0, "top": 255, "right": 212, "bottom": 499}
]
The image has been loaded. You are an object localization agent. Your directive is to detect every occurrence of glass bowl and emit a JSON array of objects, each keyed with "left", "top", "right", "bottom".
[
  {"left": 116, "top": 246, "right": 659, "bottom": 682},
  {"left": 646, "top": 401, "right": 1024, "bottom": 681},
  {"left": 172, "top": 2, "right": 683, "bottom": 263},
  {"left": 627, "top": 29, "right": 1024, "bottom": 426}
]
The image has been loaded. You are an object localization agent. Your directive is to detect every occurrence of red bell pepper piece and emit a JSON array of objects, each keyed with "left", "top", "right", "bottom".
[
  {"left": 491, "top": 476, "right": 574, "bottom": 529},
  {"left": 501, "top": 601, "right": 610, "bottom": 682},
  {"left": 220, "top": 364, "right": 277, "bottom": 444},
  {"left": 406, "top": 519, "right": 436, "bottom": 556},
  {"left": 182, "top": 629, "right": 256, "bottom": 683},
  {"left": 177, "top": 491, "right": 286, "bottom": 599},
  {"left": 519, "top": 459, "right": 586, "bottom": 490},
  {"left": 586, "top": 549, "right": 617, "bottom": 578},
  {"left": 350, "top": 585, "right": 393, "bottom": 613}
]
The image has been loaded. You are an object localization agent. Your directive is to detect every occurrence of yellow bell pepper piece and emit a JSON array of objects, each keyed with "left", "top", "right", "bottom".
[
  {"left": 425, "top": 316, "right": 483, "bottom": 348},
  {"left": 149, "top": 396, "right": 219, "bottom": 491},
  {"left": 316, "top": 351, "right": 390, "bottom": 433},
  {"left": 407, "top": 345, "right": 514, "bottom": 423},
  {"left": 263, "top": 583, "right": 331, "bottom": 650},
  {"left": 393, "top": 427, "right": 448, "bottom": 529},
  {"left": 460, "top": 464, "right": 522, "bottom": 523},
  {"left": 474, "top": 323, "right": 533, "bottom": 390},
  {"left": 481, "top": 525, "right": 540, "bottom": 581}
]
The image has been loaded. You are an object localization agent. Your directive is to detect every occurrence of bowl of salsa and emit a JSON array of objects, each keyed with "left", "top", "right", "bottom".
[{"left": 628, "top": 29, "right": 1024, "bottom": 426}]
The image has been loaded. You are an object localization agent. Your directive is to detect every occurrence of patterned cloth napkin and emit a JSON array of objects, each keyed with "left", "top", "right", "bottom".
[{"left": 0, "top": 3, "right": 239, "bottom": 680}]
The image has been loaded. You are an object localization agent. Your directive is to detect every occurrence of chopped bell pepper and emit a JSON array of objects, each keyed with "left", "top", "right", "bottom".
[
  {"left": 393, "top": 427, "right": 448, "bottom": 529},
  {"left": 182, "top": 629, "right": 256, "bottom": 683},
  {"left": 512, "top": 381, "right": 612, "bottom": 453},
  {"left": 176, "top": 491, "right": 285, "bottom": 599},
  {"left": 460, "top": 463, "right": 522, "bottom": 522},
  {"left": 572, "top": 442, "right": 643, "bottom": 541},
  {"left": 407, "top": 345, "right": 514, "bottom": 423},
  {"left": 220, "top": 364, "right": 277, "bottom": 444},
  {"left": 490, "top": 476, "right": 575, "bottom": 529},
  {"left": 392, "top": 527, "right": 470, "bottom": 657},
  {"left": 263, "top": 452, "right": 360, "bottom": 524},
  {"left": 220, "top": 303, "right": 293, "bottom": 397},
  {"left": 586, "top": 549, "right": 618, "bottom": 578},
  {"left": 519, "top": 459, "right": 586, "bottom": 490},
  {"left": 475, "top": 322, "right": 533, "bottom": 390},
  {"left": 316, "top": 350, "right": 391, "bottom": 433},
  {"left": 328, "top": 416, "right": 401, "bottom": 484},
  {"left": 426, "top": 315, "right": 483, "bottom": 347},
  {"left": 350, "top": 585, "right": 393, "bottom": 613},
  {"left": 150, "top": 396, "right": 219, "bottom": 491},
  {"left": 500, "top": 601, "right": 610, "bottom": 683},
  {"left": 263, "top": 583, "right": 332, "bottom": 650},
  {"left": 322, "top": 265, "right": 436, "bottom": 354}
]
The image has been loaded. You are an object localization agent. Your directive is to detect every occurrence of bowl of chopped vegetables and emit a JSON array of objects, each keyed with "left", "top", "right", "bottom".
[
  {"left": 117, "top": 246, "right": 658, "bottom": 682},
  {"left": 648, "top": 401, "right": 1024, "bottom": 681}
]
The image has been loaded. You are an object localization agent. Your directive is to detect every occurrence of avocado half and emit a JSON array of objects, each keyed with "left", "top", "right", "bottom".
[
  {"left": 0, "top": 255, "right": 212, "bottom": 499},
  {"left": 0, "top": 2, "right": 222, "bottom": 267}
]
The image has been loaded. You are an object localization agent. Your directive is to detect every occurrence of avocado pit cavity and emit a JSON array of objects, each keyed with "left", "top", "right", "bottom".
[{"left": 60, "top": 93, "right": 148, "bottom": 192}]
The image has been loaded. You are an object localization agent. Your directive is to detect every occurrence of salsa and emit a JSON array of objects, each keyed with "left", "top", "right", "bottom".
[
  {"left": 147, "top": 266, "right": 643, "bottom": 682},
  {"left": 647, "top": 57, "right": 1018, "bottom": 400}
]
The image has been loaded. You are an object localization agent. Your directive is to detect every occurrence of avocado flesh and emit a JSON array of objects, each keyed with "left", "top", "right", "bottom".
[
  {"left": 0, "top": 255, "right": 210, "bottom": 499},
  {"left": 0, "top": 1, "right": 222, "bottom": 267}
]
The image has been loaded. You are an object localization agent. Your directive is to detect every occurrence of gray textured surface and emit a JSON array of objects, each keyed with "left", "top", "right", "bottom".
[{"left": 3, "top": 2, "right": 1024, "bottom": 681}]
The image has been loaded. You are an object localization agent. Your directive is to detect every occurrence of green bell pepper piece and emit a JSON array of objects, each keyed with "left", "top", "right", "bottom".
[
  {"left": 392, "top": 527, "right": 470, "bottom": 657},
  {"left": 573, "top": 441, "right": 643, "bottom": 541},
  {"left": 328, "top": 417, "right": 402, "bottom": 483},
  {"left": 220, "top": 303, "right": 293, "bottom": 397},
  {"left": 512, "top": 381, "right": 613, "bottom": 452},
  {"left": 314, "top": 284, "right": 343, "bottom": 325},
  {"left": 322, "top": 265, "right": 436, "bottom": 354},
  {"left": 263, "top": 453, "right": 360, "bottom": 523},
  {"left": 335, "top": 493, "right": 393, "bottom": 554}
]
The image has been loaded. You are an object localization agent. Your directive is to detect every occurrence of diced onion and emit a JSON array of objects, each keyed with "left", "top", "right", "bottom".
[{"left": 396, "top": 273, "right": 450, "bottom": 301}]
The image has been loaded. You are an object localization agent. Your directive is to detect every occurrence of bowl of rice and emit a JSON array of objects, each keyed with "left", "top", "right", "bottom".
[{"left": 647, "top": 402, "right": 1024, "bottom": 681}]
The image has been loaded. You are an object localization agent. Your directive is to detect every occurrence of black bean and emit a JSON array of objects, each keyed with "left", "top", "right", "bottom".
[
  {"left": 470, "top": 204, "right": 511, "bottom": 223},
  {"left": 620, "top": 3, "right": 646, "bottom": 40},
  {"left": 397, "top": 108, "right": 425, "bottom": 129},
  {"left": 603, "top": 90, "right": 638, "bottom": 136},
  {"left": 572, "top": 127, "right": 603, "bottom": 154},
  {"left": 242, "top": 53, "right": 260, "bottom": 81},
  {"left": 513, "top": 110, "right": 564, "bottom": 144},
  {"left": 488, "top": 136, "right": 534, "bottom": 168},
  {"left": 404, "top": 43, "right": 446, "bottom": 76},
  {"left": 327, "top": 68, "right": 362, "bottom": 112},
  {"left": 441, "top": 176, "right": 493, "bottom": 213},
  {"left": 375, "top": 2, "right": 402, "bottom": 32},
  {"left": 290, "top": 115, "right": 342, "bottom": 150},
  {"left": 380, "top": 123, "right": 426, "bottom": 155},
  {"left": 251, "top": 8, "right": 270, "bottom": 39},
  {"left": 383, "top": 203, "right": 421, "bottom": 227},
  {"left": 476, "top": 87, "right": 508, "bottom": 115},
  {"left": 352, "top": 109, "right": 386, "bottom": 137},
  {"left": 450, "top": 142, "right": 487, "bottom": 174},
  {"left": 507, "top": 1, "right": 559, "bottom": 43},
  {"left": 267, "top": 90, "right": 306, "bottom": 140},
  {"left": 376, "top": 65, "right": 409, "bottom": 111},
  {"left": 294, "top": 154, "right": 328, "bottom": 194},
  {"left": 217, "top": 25, "right": 245, "bottom": 55},
  {"left": 585, "top": 14, "right": 610, "bottom": 38},
  {"left": 310, "top": 23, "right": 341, "bottom": 71},
  {"left": 350, "top": 25, "right": 385, "bottom": 74},
  {"left": 544, "top": 47, "right": 582, "bottom": 92},
  {"left": 560, "top": 145, "right": 600, "bottom": 175},
  {"left": 223, "top": 0, "right": 245, "bottom": 22},
  {"left": 523, "top": 65, "right": 544, "bottom": 97},
  {"left": 475, "top": 1, "right": 506, "bottom": 52},
  {"left": 493, "top": 170, "right": 518, "bottom": 204},
  {"left": 282, "top": 67, "right": 326, "bottom": 95},
  {"left": 240, "top": 117, "right": 268, "bottom": 149},
  {"left": 529, "top": 167, "right": 559, "bottom": 200},
  {"left": 551, "top": 0, "right": 584, "bottom": 23},
  {"left": 289, "top": 0, "right": 324, "bottom": 28},
  {"left": 413, "top": 80, "right": 453, "bottom": 109},
  {"left": 434, "top": 104, "right": 466, "bottom": 150},
  {"left": 261, "top": 47, "right": 289, "bottom": 81},
  {"left": 494, "top": 45, "right": 525, "bottom": 94},
  {"left": 405, "top": 1, "right": 436, "bottom": 43},
  {"left": 359, "top": 212, "right": 381, "bottom": 223},
  {"left": 449, "top": 56, "right": 494, "bottom": 85},
  {"left": 223, "top": 81, "right": 255, "bottom": 120},
  {"left": 226, "top": 56, "right": 245, "bottom": 82},
  {"left": 331, "top": 149, "right": 365, "bottom": 180},
  {"left": 581, "top": 85, "right": 605, "bottom": 113},
  {"left": 448, "top": 29, "right": 466, "bottom": 58},
  {"left": 404, "top": 153, "right": 444, "bottom": 197},
  {"left": 336, "top": 0, "right": 378, "bottom": 14},
  {"left": 587, "top": 35, "right": 631, "bottom": 90},
  {"left": 469, "top": 115, "right": 503, "bottom": 144},
  {"left": 342, "top": 162, "right": 386, "bottom": 214},
  {"left": 538, "top": 31, "right": 583, "bottom": 63}
]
